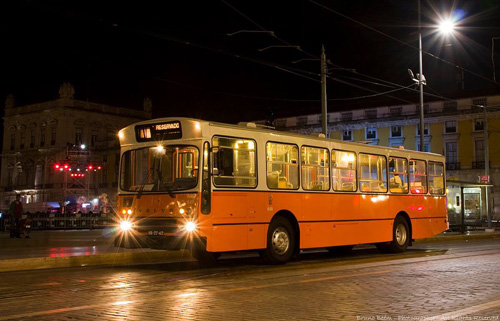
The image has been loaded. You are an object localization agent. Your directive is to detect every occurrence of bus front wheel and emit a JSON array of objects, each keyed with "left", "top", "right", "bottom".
[
  {"left": 260, "top": 216, "right": 295, "bottom": 264},
  {"left": 376, "top": 216, "right": 410, "bottom": 253}
]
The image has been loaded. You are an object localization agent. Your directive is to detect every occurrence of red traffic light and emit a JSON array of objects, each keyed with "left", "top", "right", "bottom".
[
  {"left": 63, "top": 164, "right": 69, "bottom": 170},
  {"left": 88, "top": 165, "right": 93, "bottom": 170},
  {"left": 54, "top": 164, "right": 60, "bottom": 169}
]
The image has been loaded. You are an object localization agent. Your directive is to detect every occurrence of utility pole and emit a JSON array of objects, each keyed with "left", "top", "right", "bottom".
[
  {"left": 321, "top": 45, "right": 328, "bottom": 137},
  {"left": 483, "top": 105, "right": 493, "bottom": 231}
]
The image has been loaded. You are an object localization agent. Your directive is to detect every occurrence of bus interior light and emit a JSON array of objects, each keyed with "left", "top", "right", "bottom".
[{"left": 127, "top": 209, "right": 133, "bottom": 215}]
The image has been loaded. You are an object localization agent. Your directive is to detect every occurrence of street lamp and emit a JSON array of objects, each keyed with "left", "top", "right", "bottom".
[{"left": 414, "top": 0, "right": 456, "bottom": 152}]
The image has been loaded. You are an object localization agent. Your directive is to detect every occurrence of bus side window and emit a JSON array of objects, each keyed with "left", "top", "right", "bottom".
[
  {"left": 428, "top": 162, "right": 444, "bottom": 195},
  {"left": 409, "top": 159, "right": 428, "bottom": 194},
  {"left": 266, "top": 142, "right": 299, "bottom": 189},
  {"left": 389, "top": 157, "right": 408, "bottom": 193},
  {"left": 301, "top": 146, "right": 329, "bottom": 191},
  {"left": 212, "top": 136, "right": 256, "bottom": 187},
  {"left": 359, "top": 154, "right": 387, "bottom": 192},
  {"left": 332, "top": 150, "right": 356, "bottom": 192}
]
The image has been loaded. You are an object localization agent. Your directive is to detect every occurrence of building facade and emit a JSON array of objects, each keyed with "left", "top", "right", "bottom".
[
  {"left": 265, "top": 94, "right": 500, "bottom": 227},
  {"left": 1, "top": 83, "right": 152, "bottom": 213}
]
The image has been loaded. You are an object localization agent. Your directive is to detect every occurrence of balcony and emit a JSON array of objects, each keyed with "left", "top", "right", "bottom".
[
  {"left": 446, "top": 162, "right": 461, "bottom": 170},
  {"left": 472, "top": 161, "right": 490, "bottom": 169}
]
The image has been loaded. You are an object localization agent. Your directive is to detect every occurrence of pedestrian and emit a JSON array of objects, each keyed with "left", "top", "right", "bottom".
[{"left": 8, "top": 194, "right": 23, "bottom": 238}]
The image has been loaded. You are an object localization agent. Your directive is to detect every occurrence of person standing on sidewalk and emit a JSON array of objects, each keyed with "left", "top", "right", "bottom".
[{"left": 8, "top": 194, "right": 23, "bottom": 238}]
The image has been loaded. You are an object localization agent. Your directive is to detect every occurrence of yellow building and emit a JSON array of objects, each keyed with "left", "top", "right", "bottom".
[{"left": 270, "top": 95, "right": 500, "bottom": 227}]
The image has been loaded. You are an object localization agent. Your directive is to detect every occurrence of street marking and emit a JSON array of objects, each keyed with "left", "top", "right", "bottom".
[{"left": 431, "top": 299, "right": 500, "bottom": 320}]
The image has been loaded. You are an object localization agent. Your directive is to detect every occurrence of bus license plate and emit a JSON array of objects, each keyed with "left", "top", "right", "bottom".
[{"left": 148, "top": 231, "right": 164, "bottom": 236}]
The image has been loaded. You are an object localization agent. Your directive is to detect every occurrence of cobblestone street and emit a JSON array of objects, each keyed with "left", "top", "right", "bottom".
[{"left": 0, "top": 238, "right": 499, "bottom": 320}]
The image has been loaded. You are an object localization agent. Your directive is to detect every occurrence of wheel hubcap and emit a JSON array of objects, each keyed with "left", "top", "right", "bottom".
[
  {"left": 272, "top": 227, "right": 289, "bottom": 255},
  {"left": 395, "top": 224, "right": 407, "bottom": 245}
]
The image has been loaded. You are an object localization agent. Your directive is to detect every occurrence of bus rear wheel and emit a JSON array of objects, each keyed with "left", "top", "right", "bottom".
[
  {"left": 260, "top": 216, "right": 295, "bottom": 265},
  {"left": 376, "top": 216, "right": 410, "bottom": 253}
]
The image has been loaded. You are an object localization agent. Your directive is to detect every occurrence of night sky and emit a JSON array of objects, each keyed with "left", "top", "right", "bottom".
[{"left": 1, "top": 0, "right": 500, "bottom": 124}]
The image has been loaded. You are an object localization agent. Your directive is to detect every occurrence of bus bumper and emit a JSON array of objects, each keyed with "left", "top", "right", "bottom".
[{"left": 115, "top": 233, "right": 207, "bottom": 251}]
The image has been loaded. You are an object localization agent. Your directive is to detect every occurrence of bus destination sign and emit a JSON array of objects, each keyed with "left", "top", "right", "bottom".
[{"left": 135, "top": 121, "right": 182, "bottom": 142}]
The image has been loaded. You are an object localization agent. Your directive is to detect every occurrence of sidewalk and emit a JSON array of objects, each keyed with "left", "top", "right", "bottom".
[{"left": 0, "top": 229, "right": 499, "bottom": 273}]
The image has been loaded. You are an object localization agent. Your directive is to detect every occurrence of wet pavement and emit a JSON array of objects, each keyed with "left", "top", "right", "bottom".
[
  {"left": 0, "top": 228, "right": 499, "bottom": 273},
  {"left": 1, "top": 238, "right": 500, "bottom": 320}
]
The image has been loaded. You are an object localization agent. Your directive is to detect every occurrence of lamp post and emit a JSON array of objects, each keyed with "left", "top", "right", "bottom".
[
  {"left": 414, "top": 0, "right": 456, "bottom": 152},
  {"left": 418, "top": 0, "right": 425, "bottom": 152}
]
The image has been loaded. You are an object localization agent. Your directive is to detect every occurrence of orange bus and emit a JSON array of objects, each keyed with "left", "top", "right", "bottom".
[{"left": 115, "top": 118, "right": 448, "bottom": 264}]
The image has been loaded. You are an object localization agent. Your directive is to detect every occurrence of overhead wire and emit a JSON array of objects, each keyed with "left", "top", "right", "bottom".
[
  {"left": 308, "top": 0, "right": 500, "bottom": 87},
  {"left": 220, "top": 0, "right": 444, "bottom": 103}
]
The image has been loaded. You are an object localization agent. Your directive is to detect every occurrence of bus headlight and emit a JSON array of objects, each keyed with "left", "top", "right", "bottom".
[
  {"left": 185, "top": 221, "right": 197, "bottom": 232},
  {"left": 120, "top": 220, "right": 133, "bottom": 232}
]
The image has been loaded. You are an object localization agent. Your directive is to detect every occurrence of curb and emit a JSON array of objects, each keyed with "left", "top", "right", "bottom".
[
  {"left": 0, "top": 250, "right": 193, "bottom": 273},
  {"left": 415, "top": 231, "right": 500, "bottom": 243}
]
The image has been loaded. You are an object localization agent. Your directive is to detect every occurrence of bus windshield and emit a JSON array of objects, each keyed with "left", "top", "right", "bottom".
[{"left": 120, "top": 145, "right": 199, "bottom": 193}]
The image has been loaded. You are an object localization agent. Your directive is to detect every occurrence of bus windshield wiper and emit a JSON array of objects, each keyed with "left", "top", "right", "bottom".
[
  {"left": 157, "top": 169, "right": 176, "bottom": 198},
  {"left": 137, "top": 168, "right": 154, "bottom": 199}
]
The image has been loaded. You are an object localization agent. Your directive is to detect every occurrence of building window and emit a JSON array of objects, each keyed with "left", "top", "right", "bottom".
[
  {"left": 443, "top": 101, "right": 458, "bottom": 112},
  {"left": 391, "top": 126, "right": 402, "bottom": 138},
  {"left": 366, "top": 127, "right": 377, "bottom": 140},
  {"left": 475, "top": 140, "right": 485, "bottom": 162},
  {"left": 50, "top": 127, "right": 56, "bottom": 145},
  {"left": 445, "top": 121, "right": 457, "bottom": 133},
  {"left": 40, "top": 129, "right": 45, "bottom": 147},
  {"left": 30, "top": 130, "right": 35, "bottom": 148},
  {"left": 416, "top": 124, "right": 429, "bottom": 136},
  {"left": 446, "top": 142, "right": 458, "bottom": 164},
  {"left": 10, "top": 133, "right": 15, "bottom": 151},
  {"left": 341, "top": 112, "right": 352, "bottom": 121},
  {"left": 107, "top": 131, "right": 115, "bottom": 141},
  {"left": 472, "top": 98, "right": 487, "bottom": 110},
  {"left": 91, "top": 130, "right": 98, "bottom": 147},
  {"left": 365, "top": 109, "right": 377, "bottom": 119},
  {"left": 390, "top": 107, "right": 402, "bottom": 117},
  {"left": 415, "top": 104, "right": 430, "bottom": 114},
  {"left": 474, "top": 119, "right": 484, "bottom": 131},
  {"left": 342, "top": 130, "right": 352, "bottom": 141},
  {"left": 20, "top": 132, "right": 25, "bottom": 149},
  {"left": 75, "top": 127, "right": 83, "bottom": 144}
]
